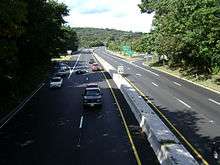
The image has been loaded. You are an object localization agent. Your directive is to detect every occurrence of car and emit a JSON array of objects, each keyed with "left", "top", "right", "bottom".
[
  {"left": 50, "top": 77, "right": 63, "bottom": 88},
  {"left": 89, "top": 58, "right": 95, "bottom": 64},
  {"left": 117, "top": 66, "right": 124, "bottom": 75},
  {"left": 83, "top": 86, "right": 102, "bottom": 108},
  {"left": 211, "top": 138, "right": 220, "bottom": 161},
  {"left": 87, "top": 83, "right": 98, "bottom": 88},
  {"left": 56, "top": 68, "right": 70, "bottom": 77},
  {"left": 75, "top": 69, "right": 88, "bottom": 75},
  {"left": 91, "top": 63, "right": 102, "bottom": 71}
]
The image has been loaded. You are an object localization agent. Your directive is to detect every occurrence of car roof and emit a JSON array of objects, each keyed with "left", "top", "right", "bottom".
[
  {"left": 51, "top": 77, "right": 62, "bottom": 79},
  {"left": 87, "top": 83, "right": 98, "bottom": 86},
  {"left": 85, "top": 87, "right": 100, "bottom": 90}
]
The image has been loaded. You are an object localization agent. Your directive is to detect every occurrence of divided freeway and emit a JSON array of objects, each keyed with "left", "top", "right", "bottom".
[
  {"left": 95, "top": 47, "right": 220, "bottom": 164},
  {"left": 0, "top": 51, "right": 159, "bottom": 165}
]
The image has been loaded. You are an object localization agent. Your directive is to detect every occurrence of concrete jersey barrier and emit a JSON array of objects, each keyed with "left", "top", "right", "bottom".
[{"left": 93, "top": 52, "right": 199, "bottom": 165}]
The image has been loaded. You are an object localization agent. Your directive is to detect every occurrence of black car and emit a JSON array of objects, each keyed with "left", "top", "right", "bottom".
[
  {"left": 75, "top": 69, "right": 88, "bottom": 75},
  {"left": 83, "top": 86, "right": 102, "bottom": 108},
  {"left": 89, "top": 58, "right": 95, "bottom": 64}
]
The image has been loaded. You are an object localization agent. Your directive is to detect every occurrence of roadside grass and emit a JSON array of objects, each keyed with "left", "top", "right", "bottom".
[
  {"left": 148, "top": 62, "right": 220, "bottom": 93},
  {"left": 51, "top": 55, "right": 75, "bottom": 62},
  {"left": 106, "top": 50, "right": 142, "bottom": 62},
  {"left": 106, "top": 49, "right": 220, "bottom": 93}
]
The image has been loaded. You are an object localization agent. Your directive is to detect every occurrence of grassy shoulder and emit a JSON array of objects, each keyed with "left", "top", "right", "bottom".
[
  {"left": 147, "top": 63, "right": 220, "bottom": 93},
  {"left": 107, "top": 49, "right": 220, "bottom": 93},
  {"left": 106, "top": 49, "right": 142, "bottom": 62},
  {"left": 51, "top": 54, "right": 77, "bottom": 62}
]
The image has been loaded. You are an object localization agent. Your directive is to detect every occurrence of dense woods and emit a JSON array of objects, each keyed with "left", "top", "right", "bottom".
[
  {"left": 0, "top": 0, "right": 78, "bottom": 112},
  {"left": 74, "top": 27, "right": 143, "bottom": 52}
]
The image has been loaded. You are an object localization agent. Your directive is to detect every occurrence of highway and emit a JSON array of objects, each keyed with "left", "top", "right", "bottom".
[
  {"left": 0, "top": 50, "right": 159, "bottom": 165},
  {"left": 95, "top": 47, "right": 220, "bottom": 164}
]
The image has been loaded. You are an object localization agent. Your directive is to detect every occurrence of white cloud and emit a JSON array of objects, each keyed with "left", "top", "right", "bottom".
[{"left": 58, "top": 0, "right": 154, "bottom": 32}]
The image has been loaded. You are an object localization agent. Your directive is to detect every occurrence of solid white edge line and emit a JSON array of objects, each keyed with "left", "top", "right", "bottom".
[
  {"left": 0, "top": 83, "right": 45, "bottom": 129},
  {"left": 79, "top": 116, "right": 84, "bottom": 129},
  {"left": 68, "top": 54, "right": 81, "bottom": 79},
  {"left": 176, "top": 98, "right": 191, "bottom": 108},
  {"left": 208, "top": 98, "right": 220, "bottom": 106},
  {"left": 173, "top": 81, "right": 182, "bottom": 86},
  {"left": 152, "top": 82, "right": 159, "bottom": 87}
]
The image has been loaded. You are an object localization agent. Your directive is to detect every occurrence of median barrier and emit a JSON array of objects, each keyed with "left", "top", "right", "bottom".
[{"left": 93, "top": 52, "right": 199, "bottom": 165}]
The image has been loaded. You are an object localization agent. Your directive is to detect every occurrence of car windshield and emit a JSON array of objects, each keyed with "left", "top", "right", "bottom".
[
  {"left": 85, "top": 89, "right": 100, "bottom": 96},
  {"left": 51, "top": 78, "right": 61, "bottom": 82},
  {"left": 87, "top": 84, "right": 98, "bottom": 88}
]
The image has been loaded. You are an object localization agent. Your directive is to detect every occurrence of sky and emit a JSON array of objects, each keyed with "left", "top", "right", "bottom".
[{"left": 58, "top": 0, "right": 154, "bottom": 32}]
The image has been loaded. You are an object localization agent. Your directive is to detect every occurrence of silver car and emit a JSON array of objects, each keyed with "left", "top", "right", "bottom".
[{"left": 50, "top": 77, "right": 63, "bottom": 88}]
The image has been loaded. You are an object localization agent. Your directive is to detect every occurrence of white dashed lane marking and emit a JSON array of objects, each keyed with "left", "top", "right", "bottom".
[
  {"left": 176, "top": 98, "right": 191, "bottom": 109},
  {"left": 208, "top": 98, "right": 220, "bottom": 106},
  {"left": 136, "top": 73, "right": 142, "bottom": 77},
  {"left": 79, "top": 116, "right": 84, "bottom": 129},
  {"left": 152, "top": 82, "right": 158, "bottom": 87},
  {"left": 173, "top": 81, "right": 182, "bottom": 86}
]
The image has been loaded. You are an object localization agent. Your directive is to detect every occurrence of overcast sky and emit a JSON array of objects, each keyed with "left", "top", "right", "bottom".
[{"left": 58, "top": 0, "right": 154, "bottom": 32}]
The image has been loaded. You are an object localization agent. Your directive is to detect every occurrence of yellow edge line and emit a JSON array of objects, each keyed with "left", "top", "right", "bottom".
[
  {"left": 124, "top": 77, "right": 209, "bottom": 165},
  {"left": 102, "top": 71, "right": 142, "bottom": 165}
]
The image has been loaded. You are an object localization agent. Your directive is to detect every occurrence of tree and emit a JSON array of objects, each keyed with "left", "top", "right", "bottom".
[
  {"left": 139, "top": 0, "right": 220, "bottom": 73},
  {"left": 0, "top": 0, "right": 79, "bottom": 111}
]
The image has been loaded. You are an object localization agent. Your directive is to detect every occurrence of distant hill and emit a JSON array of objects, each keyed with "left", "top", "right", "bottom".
[{"left": 73, "top": 27, "right": 142, "bottom": 48}]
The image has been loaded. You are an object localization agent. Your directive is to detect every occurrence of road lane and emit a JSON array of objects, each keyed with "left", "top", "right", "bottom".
[
  {"left": 95, "top": 47, "right": 220, "bottom": 164},
  {"left": 0, "top": 51, "right": 159, "bottom": 165}
]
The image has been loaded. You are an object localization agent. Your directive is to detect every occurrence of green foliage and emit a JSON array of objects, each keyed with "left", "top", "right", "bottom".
[
  {"left": 61, "top": 26, "right": 79, "bottom": 53},
  {"left": 74, "top": 27, "right": 140, "bottom": 49},
  {"left": 0, "top": 0, "right": 78, "bottom": 111},
  {"left": 139, "top": 0, "right": 220, "bottom": 74}
]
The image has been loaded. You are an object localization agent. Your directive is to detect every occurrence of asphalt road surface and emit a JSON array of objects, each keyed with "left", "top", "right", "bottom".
[
  {"left": 95, "top": 47, "right": 220, "bottom": 164},
  {"left": 0, "top": 50, "right": 159, "bottom": 165}
]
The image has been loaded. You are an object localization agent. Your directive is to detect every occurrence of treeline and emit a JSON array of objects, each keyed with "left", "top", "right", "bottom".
[
  {"left": 138, "top": 0, "right": 220, "bottom": 74},
  {"left": 0, "top": 0, "right": 78, "bottom": 112},
  {"left": 74, "top": 27, "right": 142, "bottom": 48}
]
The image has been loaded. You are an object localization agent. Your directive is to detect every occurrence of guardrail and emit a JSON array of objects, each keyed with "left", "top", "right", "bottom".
[{"left": 93, "top": 52, "right": 199, "bottom": 165}]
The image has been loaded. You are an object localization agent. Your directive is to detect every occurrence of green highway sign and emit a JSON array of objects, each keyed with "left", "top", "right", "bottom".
[{"left": 122, "top": 45, "right": 134, "bottom": 57}]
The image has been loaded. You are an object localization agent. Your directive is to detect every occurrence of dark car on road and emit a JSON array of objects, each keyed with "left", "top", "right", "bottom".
[
  {"left": 55, "top": 68, "right": 70, "bottom": 77},
  {"left": 87, "top": 83, "right": 98, "bottom": 88},
  {"left": 83, "top": 86, "right": 102, "bottom": 108},
  {"left": 89, "top": 58, "right": 95, "bottom": 64},
  {"left": 91, "top": 63, "right": 102, "bottom": 71},
  {"left": 75, "top": 69, "right": 88, "bottom": 75}
]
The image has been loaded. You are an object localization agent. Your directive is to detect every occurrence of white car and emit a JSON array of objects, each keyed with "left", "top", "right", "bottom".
[{"left": 50, "top": 77, "right": 63, "bottom": 88}]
